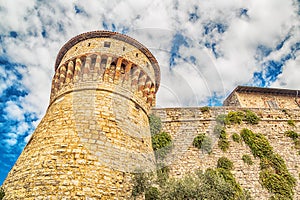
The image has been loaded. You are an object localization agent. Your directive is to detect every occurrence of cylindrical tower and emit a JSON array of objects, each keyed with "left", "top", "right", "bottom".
[{"left": 3, "top": 31, "right": 160, "bottom": 199}]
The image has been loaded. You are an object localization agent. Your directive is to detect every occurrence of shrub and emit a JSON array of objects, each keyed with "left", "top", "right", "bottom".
[
  {"left": 145, "top": 187, "right": 160, "bottom": 200},
  {"left": 152, "top": 132, "right": 172, "bottom": 159},
  {"left": 131, "top": 171, "right": 152, "bottom": 198},
  {"left": 156, "top": 164, "right": 170, "bottom": 185},
  {"left": 226, "top": 111, "right": 244, "bottom": 125},
  {"left": 216, "top": 126, "right": 229, "bottom": 152},
  {"left": 200, "top": 106, "right": 210, "bottom": 113},
  {"left": 216, "top": 114, "right": 228, "bottom": 125},
  {"left": 201, "top": 136, "right": 213, "bottom": 153},
  {"left": 192, "top": 133, "right": 205, "bottom": 149},
  {"left": 244, "top": 110, "right": 260, "bottom": 124},
  {"left": 0, "top": 187, "right": 4, "bottom": 200},
  {"left": 193, "top": 134, "right": 213, "bottom": 153},
  {"left": 159, "top": 169, "right": 251, "bottom": 200},
  {"left": 217, "top": 157, "right": 233, "bottom": 170},
  {"left": 287, "top": 119, "right": 295, "bottom": 127},
  {"left": 241, "top": 128, "right": 296, "bottom": 199},
  {"left": 152, "top": 132, "right": 172, "bottom": 151},
  {"left": 218, "top": 138, "right": 230, "bottom": 152},
  {"left": 241, "top": 129, "right": 273, "bottom": 158},
  {"left": 149, "top": 114, "right": 162, "bottom": 135},
  {"left": 242, "top": 155, "right": 253, "bottom": 165},
  {"left": 284, "top": 130, "right": 299, "bottom": 140},
  {"left": 232, "top": 133, "right": 241, "bottom": 143},
  {"left": 213, "top": 125, "right": 226, "bottom": 135}
]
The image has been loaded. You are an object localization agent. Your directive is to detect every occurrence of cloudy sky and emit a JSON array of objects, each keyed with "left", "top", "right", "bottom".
[{"left": 0, "top": 0, "right": 299, "bottom": 184}]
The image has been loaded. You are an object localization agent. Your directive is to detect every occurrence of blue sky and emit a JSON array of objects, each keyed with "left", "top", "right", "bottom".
[{"left": 0, "top": 0, "right": 300, "bottom": 184}]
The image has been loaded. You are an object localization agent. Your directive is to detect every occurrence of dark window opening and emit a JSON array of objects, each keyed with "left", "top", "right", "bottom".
[
  {"left": 87, "top": 43, "right": 91, "bottom": 47},
  {"left": 121, "top": 63, "right": 126, "bottom": 74},
  {"left": 101, "top": 58, "right": 107, "bottom": 69},
  {"left": 104, "top": 42, "right": 111, "bottom": 48},
  {"left": 110, "top": 62, "right": 116, "bottom": 70},
  {"left": 135, "top": 53, "right": 139, "bottom": 57},
  {"left": 267, "top": 100, "right": 278, "bottom": 108},
  {"left": 123, "top": 46, "right": 126, "bottom": 51},
  {"left": 91, "top": 55, "right": 97, "bottom": 70}
]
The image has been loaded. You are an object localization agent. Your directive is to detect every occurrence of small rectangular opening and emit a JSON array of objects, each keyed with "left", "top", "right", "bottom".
[{"left": 104, "top": 42, "right": 111, "bottom": 48}]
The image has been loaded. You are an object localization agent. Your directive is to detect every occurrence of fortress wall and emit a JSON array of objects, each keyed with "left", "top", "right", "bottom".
[{"left": 151, "top": 107, "right": 300, "bottom": 199}]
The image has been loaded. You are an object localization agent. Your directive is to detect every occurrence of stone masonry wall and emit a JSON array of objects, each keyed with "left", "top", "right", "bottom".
[
  {"left": 3, "top": 88, "right": 155, "bottom": 199},
  {"left": 151, "top": 107, "right": 300, "bottom": 199},
  {"left": 224, "top": 91, "right": 300, "bottom": 109}
]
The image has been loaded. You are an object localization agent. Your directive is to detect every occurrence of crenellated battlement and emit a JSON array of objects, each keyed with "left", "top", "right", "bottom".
[{"left": 50, "top": 31, "right": 160, "bottom": 112}]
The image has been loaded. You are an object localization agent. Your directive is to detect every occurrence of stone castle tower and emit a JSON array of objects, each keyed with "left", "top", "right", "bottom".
[{"left": 3, "top": 31, "right": 160, "bottom": 199}]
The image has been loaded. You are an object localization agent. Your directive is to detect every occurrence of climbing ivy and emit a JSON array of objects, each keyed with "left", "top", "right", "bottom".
[
  {"left": 213, "top": 125, "right": 230, "bottom": 152},
  {"left": 242, "top": 155, "right": 253, "bottom": 165},
  {"left": 284, "top": 130, "right": 300, "bottom": 151},
  {"left": 241, "top": 128, "right": 296, "bottom": 199},
  {"left": 287, "top": 119, "right": 295, "bottom": 127},
  {"left": 232, "top": 133, "right": 241, "bottom": 143},
  {"left": 217, "top": 157, "right": 233, "bottom": 170},
  {"left": 216, "top": 110, "right": 260, "bottom": 126}
]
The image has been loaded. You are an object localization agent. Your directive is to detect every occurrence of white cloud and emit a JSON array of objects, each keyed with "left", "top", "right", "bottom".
[
  {"left": 271, "top": 55, "right": 300, "bottom": 89},
  {"left": 4, "top": 138, "right": 17, "bottom": 146},
  {"left": 0, "top": 0, "right": 299, "bottom": 125},
  {"left": 4, "top": 101, "right": 24, "bottom": 121}
]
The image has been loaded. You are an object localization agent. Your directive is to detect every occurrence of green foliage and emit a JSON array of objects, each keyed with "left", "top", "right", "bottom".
[
  {"left": 159, "top": 169, "right": 251, "bottom": 200},
  {"left": 226, "top": 111, "right": 245, "bottom": 125},
  {"left": 218, "top": 137, "right": 230, "bottom": 152},
  {"left": 145, "top": 187, "right": 160, "bottom": 200},
  {"left": 214, "top": 125, "right": 230, "bottom": 152},
  {"left": 201, "top": 136, "right": 213, "bottom": 153},
  {"left": 216, "top": 114, "right": 229, "bottom": 125},
  {"left": 192, "top": 133, "right": 205, "bottom": 149},
  {"left": 200, "top": 106, "right": 210, "bottom": 113},
  {"left": 131, "top": 171, "right": 152, "bottom": 198},
  {"left": 0, "top": 187, "right": 4, "bottom": 200},
  {"left": 244, "top": 110, "right": 260, "bottom": 124},
  {"left": 152, "top": 132, "right": 172, "bottom": 151},
  {"left": 216, "top": 110, "right": 260, "bottom": 126},
  {"left": 156, "top": 164, "right": 170, "bottom": 185},
  {"left": 287, "top": 119, "right": 295, "bottom": 127},
  {"left": 240, "top": 129, "right": 273, "bottom": 158},
  {"left": 193, "top": 133, "right": 212, "bottom": 153},
  {"left": 284, "top": 130, "right": 299, "bottom": 140},
  {"left": 217, "top": 157, "right": 233, "bottom": 170},
  {"left": 242, "top": 155, "right": 253, "bottom": 165},
  {"left": 213, "top": 124, "right": 226, "bottom": 135},
  {"left": 149, "top": 114, "right": 162, "bottom": 135},
  {"left": 152, "top": 132, "right": 172, "bottom": 159},
  {"left": 241, "top": 128, "right": 296, "bottom": 199},
  {"left": 232, "top": 133, "right": 241, "bottom": 143}
]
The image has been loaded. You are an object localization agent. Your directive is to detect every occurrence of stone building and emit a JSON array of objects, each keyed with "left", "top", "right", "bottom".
[
  {"left": 223, "top": 85, "right": 300, "bottom": 109},
  {"left": 2, "top": 31, "right": 300, "bottom": 199}
]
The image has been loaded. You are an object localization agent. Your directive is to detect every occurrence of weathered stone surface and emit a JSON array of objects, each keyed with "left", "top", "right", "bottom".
[
  {"left": 151, "top": 107, "right": 300, "bottom": 199},
  {"left": 3, "top": 31, "right": 159, "bottom": 199}
]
